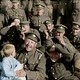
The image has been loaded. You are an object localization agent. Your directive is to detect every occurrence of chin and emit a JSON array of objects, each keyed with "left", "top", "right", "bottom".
[{"left": 26, "top": 47, "right": 32, "bottom": 51}]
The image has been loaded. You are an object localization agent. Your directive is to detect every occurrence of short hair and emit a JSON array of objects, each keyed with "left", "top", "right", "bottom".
[{"left": 2, "top": 44, "right": 15, "bottom": 57}]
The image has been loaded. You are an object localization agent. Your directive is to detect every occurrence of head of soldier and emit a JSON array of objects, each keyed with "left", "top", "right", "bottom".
[
  {"left": 44, "top": 0, "right": 51, "bottom": 5},
  {"left": 72, "top": 21, "right": 80, "bottom": 36},
  {"left": 0, "top": 0, "right": 12, "bottom": 9},
  {"left": 24, "top": 32, "right": 40, "bottom": 51},
  {"left": 20, "top": 21, "right": 30, "bottom": 33},
  {"left": 11, "top": 0, "right": 20, "bottom": 9},
  {"left": 45, "top": 20, "right": 54, "bottom": 32},
  {"left": 35, "top": 1, "right": 45, "bottom": 16},
  {"left": 2, "top": 44, "right": 16, "bottom": 57},
  {"left": 54, "top": 24, "right": 67, "bottom": 39}
]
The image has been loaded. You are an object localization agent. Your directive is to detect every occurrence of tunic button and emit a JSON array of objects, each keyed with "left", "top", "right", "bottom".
[
  {"left": 55, "top": 77, "right": 57, "bottom": 80},
  {"left": 51, "top": 67, "right": 53, "bottom": 69},
  {"left": 33, "top": 63, "right": 34, "bottom": 65},
  {"left": 52, "top": 72, "right": 54, "bottom": 75},
  {"left": 25, "top": 58, "right": 26, "bottom": 60}
]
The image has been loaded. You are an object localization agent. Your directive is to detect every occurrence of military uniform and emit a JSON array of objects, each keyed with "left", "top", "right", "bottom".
[
  {"left": 72, "top": 0, "right": 80, "bottom": 21},
  {"left": 68, "top": 32, "right": 80, "bottom": 50},
  {"left": 31, "top": 15, "right": 50, "bottom": 32},
  {"left": 44, "top": 0, "right": 53, "bottom": 19},
  {"left": 68, "top": 21, "right": 80, "bottom": 51},
  {"left": 30, "top": 1, "right": 50, "bottom": 31},
  {"left": 16, "top": 32, "right": 47, "bottom": 80},
  {"left": 44, "top": 20, "right": 55, "bottom": 39},
  {"left": 46, "top": 24, "right": 80, "bottom": 74},
  {"left": 6, "top": 0, "right": 27, "bottom": 25},
  {"left": 57, "top": 0, "right": 73, "bottom": 30},
  {"left": 46, "top": 59, "right": 79, "bottom": 80}
]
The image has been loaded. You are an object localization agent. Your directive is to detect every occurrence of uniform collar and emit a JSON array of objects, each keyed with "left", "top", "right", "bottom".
[{"left": 27, "top": 48, "right": 36, "bottom": 56}]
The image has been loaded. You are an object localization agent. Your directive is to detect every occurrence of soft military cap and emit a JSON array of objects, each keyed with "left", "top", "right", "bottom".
[
  {"left": 25, "top": 30, "right": 40, "bottom": 42},
  {"left": 11, "top": 0, "right": 19, "bottom": 3},
  {"left": 55, "top": 24, "right": 67, "bottom": 33},
  {"left": 72, "top": 21, "right": 80, "bottom": 29},
  {"left": 35, "top": 1, "right": 45, "bottom": 9},
  {"left": 20, "top": 21, "right": 30, "bottom": 25},
  {"left": 45, "top": 20, "right": 54, "bottom": 25}
]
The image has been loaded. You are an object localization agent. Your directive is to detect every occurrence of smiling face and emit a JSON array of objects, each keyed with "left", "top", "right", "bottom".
[
  {"left": 37, "top": 6, "right": 44, "bottom": 16},
  {"left": 21, "top": 25, "right": 30, "bottom": 33},
  {"left": 12, "top": 1, "right": 19, "bottom": 9},
  {"left": 25, "top": 38, "right": 37, "bottom": 51},
  {"left": 72, "top": 24, "right": 80, "bottom": 36}
]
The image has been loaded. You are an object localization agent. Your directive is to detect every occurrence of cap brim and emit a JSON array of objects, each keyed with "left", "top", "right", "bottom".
[{"left": 56, "top": 29, "right": 65, "bottom": 33}]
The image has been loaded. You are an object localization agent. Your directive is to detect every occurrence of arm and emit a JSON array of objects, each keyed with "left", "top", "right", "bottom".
[{"left": 2, "top": 59, "right": 15, "bottom": 77}]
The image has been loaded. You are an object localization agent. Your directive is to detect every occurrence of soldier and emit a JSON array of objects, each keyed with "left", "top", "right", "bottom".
[
  {"left": 45, "top": 24, "right": 80, "bottom": 79},
  {"left": 57, "top": 0, "right": 73, "bottom": 31},
  {"left": 30, "top": 1, "right": 50, "bottom": 32},
  {"left": 16, "top": 32, "right": 47, "bottom": 80},
  {"left": 44, "top": 0, "right": 53, "bottom": 19},
  {"left": 27, "top": 0, "right": 41, "bottom": 17},
  {"left": 17, "top": 20, "right": 43, "bottom": 52},
  {"left": 72, "top": 0, "right": 80, "bottom": 21},
  {"left": 44, "top": 20, "right": 55, "bottom": 39},
  {"left": 6, "top": 0, "right": 27, "bottom": 25},
  {"left": 68, "top": 21, "right": 80, "bottom": 51},
  {"left": 46, "top": 49, "right": 79, "bottom": 80}
]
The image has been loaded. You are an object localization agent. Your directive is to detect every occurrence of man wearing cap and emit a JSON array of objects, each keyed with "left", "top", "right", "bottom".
[
  {"left": 16, "top": 32, "right": 47, "bottom": 80},
  {"left": 46, "top": 49, "right": 79, "bottom": 80},
  {"left": 6, "top": 0, "right": 27, "bottom": 25},
  {"left": 44, "top": 20, "right": 55, "bottom": 39},
  {"left": 27, "top": 0, "right": 41, "bottom": 17},
  {"left": 68, "top": 21, "right": 80, "bottom": 51},
  {"left": 30, "top": 1, "right": 50, "bottom": 33},
  {"left": 17, "top": 20, "right": 43, "bottom": 52},
  {"left": 44, "top": 0, "right": 53, "bottom": 19},
  {"left": 45, "top": 24, "right": 80, "bottom": 79},
  {"left": 72, "top": 0, "right": 80, "bottom": 21}
]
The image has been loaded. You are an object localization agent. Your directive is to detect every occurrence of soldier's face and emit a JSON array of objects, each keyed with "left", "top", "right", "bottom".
[
  {"left": 47, "top": 23, "right": 54, "bottom": 32},
  {"left": 55, "top": 31, "right": 65, "bottom": 39},
  {"left": 72, "top": 25, "right": 80, "bottom": 36},
  {"left": 72, "top": 28, "right": 80, "bottom": 36},
  {"left": 12, "top": 2, "right": 19, "bottom": 9},
  {"left": 37, "top": 9, "right": 44, "bottom": 16},
  {"left": 21, "top": 25, "right": 30, "bottom": 33},
  {"left": 25, "top": 38, "right": 37, "bottom": 51}
]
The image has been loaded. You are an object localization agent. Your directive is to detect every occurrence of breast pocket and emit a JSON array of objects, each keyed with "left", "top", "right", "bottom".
[{"left": 27, "top": 60, "right": 38, "bottom": 71}]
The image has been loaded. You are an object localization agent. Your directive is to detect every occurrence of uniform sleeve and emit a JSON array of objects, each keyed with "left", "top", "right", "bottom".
[
  {"left": 22, "top": 10, "right": 27, "bottom": 21},
  {"left": 2, "top": 59, "right": 15, "bottom": 77},
  {"left": 54, "top": 37, "right": 75, "bottom": 62},
  {"left": 0, "top": 26, "right": 10, "bottom": 35},
  {"left": 26, "top": 53, "right": 47, "bottom": 80}
]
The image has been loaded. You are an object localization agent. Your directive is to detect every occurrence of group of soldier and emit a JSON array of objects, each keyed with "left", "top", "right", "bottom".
[{"left": 0, "top": 0, "right": 80, "bottom": 80}]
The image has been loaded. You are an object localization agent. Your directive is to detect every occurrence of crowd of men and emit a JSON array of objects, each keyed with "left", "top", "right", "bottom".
[{"left": 0, "top": 0, "right": 80, "bottom": 80}]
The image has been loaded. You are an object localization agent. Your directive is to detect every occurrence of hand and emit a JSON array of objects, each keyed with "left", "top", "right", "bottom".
[
  {"left": 44, "top": 30, "right": 49, "bottom": 39},
  {"left": 15, "top": 69, "right": 26, "bottom": 77},
  {"left": 8, "top": 22, "right": 16, "bottom": 28}
]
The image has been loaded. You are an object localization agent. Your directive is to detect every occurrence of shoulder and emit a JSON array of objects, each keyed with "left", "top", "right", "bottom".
[
  {"left": 18, "top": 8, "right": 25, "bottom": 12},
  {"left": 36, "top": 49, "right": 45, "bottom": 59}
]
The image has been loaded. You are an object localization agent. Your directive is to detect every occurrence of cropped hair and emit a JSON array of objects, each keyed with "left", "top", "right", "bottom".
[{"left": 2, "top": 44, "right": 15, "bottom": 57}]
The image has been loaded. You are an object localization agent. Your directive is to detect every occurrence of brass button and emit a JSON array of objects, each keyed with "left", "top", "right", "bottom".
[{"left": 55, "top": 77, "right": 57, "bottom": 80}]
